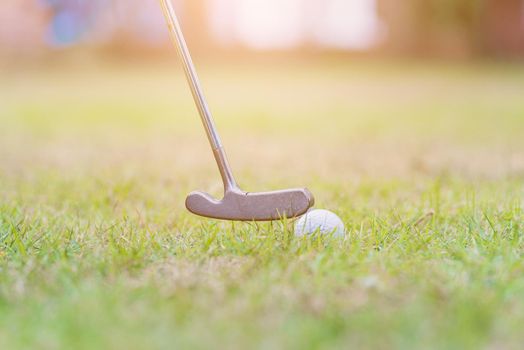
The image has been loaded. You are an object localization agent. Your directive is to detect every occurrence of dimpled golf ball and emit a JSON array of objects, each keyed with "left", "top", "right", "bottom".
[{"left": 294, "top": 209, "right": 345, "bottom": 238}]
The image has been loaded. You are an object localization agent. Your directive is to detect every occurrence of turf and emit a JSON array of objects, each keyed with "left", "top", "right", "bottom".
[{"left": 1, "top": 58, "right": 524, "bottom": 349}]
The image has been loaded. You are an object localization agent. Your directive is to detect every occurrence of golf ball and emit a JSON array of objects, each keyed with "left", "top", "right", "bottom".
[{"left": 294, "top": 209, "right": 345, "bottom": 238}]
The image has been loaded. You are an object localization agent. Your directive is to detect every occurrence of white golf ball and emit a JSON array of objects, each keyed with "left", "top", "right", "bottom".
[{"left": 294, "top": 209, "right": 345, "bottom": 238}]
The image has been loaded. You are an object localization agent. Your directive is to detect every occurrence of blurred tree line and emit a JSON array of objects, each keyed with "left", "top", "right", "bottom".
[
  {"left": 0, "top": 0, "right": 522, "bottom": 59},
  {"left": 378, "top": 0, "right": 524, "bottom": 58}
]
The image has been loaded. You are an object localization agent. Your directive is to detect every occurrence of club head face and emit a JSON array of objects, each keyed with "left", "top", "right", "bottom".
[{"left": 186, "top": 188, "right": 315, "bottom": 221}]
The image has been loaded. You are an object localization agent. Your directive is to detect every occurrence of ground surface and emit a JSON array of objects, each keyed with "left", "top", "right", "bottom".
[{"left": 1, "top": 57, "right": 524, "bottom": 349}]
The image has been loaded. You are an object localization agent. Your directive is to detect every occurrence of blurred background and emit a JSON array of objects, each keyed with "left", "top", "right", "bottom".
[
  {"left": 1, "top": 0, "right": 523, "bottom": 59},
  {"left": 1, "top": 0, "right": 524, "bottom": 195}
]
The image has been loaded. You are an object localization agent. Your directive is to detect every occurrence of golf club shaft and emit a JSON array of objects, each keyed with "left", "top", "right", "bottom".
[{"left": 159, "top": 0, "right": 237, "bottom": 190}]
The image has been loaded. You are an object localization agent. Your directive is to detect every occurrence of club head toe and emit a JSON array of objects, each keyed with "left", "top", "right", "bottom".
[{"left": 185, "top": 191, "right": 220, "bottom": 214}]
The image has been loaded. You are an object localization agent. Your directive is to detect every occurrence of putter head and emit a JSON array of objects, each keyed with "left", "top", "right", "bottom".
[{"left": 186, "top": 187, "right": 315, "bottom": 221}]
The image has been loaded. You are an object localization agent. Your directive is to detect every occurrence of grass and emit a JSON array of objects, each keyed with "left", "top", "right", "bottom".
[{"left": 1, "top": 57, "right": 524, "bottom": 349}]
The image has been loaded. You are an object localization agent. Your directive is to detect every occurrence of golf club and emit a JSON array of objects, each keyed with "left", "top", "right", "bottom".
[{"left": 158, "top": 0, "right": 315, "bottom": 221}]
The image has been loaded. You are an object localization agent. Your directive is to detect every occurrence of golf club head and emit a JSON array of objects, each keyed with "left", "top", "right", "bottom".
[{"left": 186, "top": 188, "right": 315, "bottom": 221}]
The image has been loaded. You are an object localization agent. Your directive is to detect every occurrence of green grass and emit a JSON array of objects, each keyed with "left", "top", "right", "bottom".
[{"left": 1, "top": 58, "right": 524, "bottom": 349}]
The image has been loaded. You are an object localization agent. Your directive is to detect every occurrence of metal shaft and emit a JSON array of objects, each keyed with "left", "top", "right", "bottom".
[{"left": 159, "top": 0, "right": 237, "bottom": 190}]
